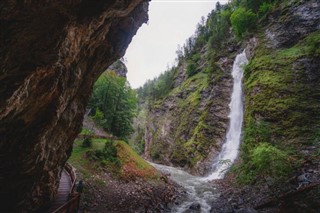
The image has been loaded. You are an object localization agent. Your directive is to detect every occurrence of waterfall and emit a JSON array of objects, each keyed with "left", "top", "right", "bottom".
[
  {"left": 204, "top": 50, "right": 248, "bottom": 181},
  {"left": 149, "top": 51, "right": 248, "bottom": 212}
]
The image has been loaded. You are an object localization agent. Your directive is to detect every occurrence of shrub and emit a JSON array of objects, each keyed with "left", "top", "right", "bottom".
[
  {"left": 80, "top": 128, "right": 93, "bottom": 136},
  {"left": 251, "top": 143, "right": 291, "bottom": 178},
  {"left": 230, "top": 7, "right": 257, "bottom": 38},
  {"left": 186, "top": 60, "right": 197, "bottom": 77},
  {"left": 237, "top": 143, "right": 292, "bottom": 184},
  {"left": 259, "top": 2, "right": 273, "bottom": 16},
  {"left": 92, "top": 108, "right": 106, "bottom": 128},
  {"left": 87, "top": 140, "right": 120, "bottom": 165},
  {"left": 305, "top": 32, "right": 320, "bottom": 56},
  {"left": 82, "top": 137, "right": 92, "bottom": 148}
]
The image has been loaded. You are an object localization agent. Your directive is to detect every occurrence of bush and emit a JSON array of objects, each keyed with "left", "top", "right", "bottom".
[
  {"left": 92, "top": 108, "right": 106, "bottom": 128},
  {"left": 186, "top": 60, "right": 197, "bottom": 77},
  {"left": 230, "top": 7, "right": 257, "bottom": 38},
  {"left": 251, "top": 143, "right": 291, "bottom": 178},
  {"left": 87, "top": 140, "right": 120, "bottom": 165},
  {"left": 80, "top": 128, "right": 93, "bottom": 136},
  {"left": 236, "top": 143, "right": 292, "bottom": 184},
  {"left": 82, "top": 137, "right": 92, "bottom": 148},
  {"left": 258, "top": 2, "right": 273, "bottom": 16}
]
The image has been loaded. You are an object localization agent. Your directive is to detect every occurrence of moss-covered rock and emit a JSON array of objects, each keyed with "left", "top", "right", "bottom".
[
  {"left": 144, "top": 47, "right": 235, "bottom": 175},
  {"left": 240, "top": 30, "right": 320, "bottom": 183}
]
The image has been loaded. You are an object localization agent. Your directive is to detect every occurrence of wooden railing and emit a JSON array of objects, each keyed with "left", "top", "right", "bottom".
[
  {"left": 51, "top": 193, "right": 80, "bottom": 213},
  {"left": 51, "top": 163, "right": 81, "bottom": 213},
  {"left": 64, "top": 163, "right": 77, "bottom": 194}
]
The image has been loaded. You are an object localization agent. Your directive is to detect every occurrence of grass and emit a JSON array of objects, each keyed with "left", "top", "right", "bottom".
[
  {"left": 68, "top": 138, "right": 108, "bottom": 178},
  {"left": 68, "top": 138, "right": 160, "bottom": 181},
  {"left": 116, "top": 141, "right": 160, "bottom": 180}
]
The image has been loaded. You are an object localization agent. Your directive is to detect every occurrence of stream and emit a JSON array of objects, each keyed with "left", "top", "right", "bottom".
[{"left": 150, "top": 50, "right": 248, "bottom": 213}]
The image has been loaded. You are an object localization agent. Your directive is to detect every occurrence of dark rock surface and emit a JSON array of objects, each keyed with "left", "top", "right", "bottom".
[
  {"left": 265, "top": 0, "right": 320, "bottom": 48},
  {"left": 108, "top": 59, "right": 128, "bottom": 78},
  {"left": 0, "top": 0, "right": 148, "bottom": 211}
]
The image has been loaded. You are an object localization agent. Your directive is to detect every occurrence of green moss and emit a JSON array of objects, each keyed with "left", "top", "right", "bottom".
[
  {"left": 180, "top": 111, "right": 215, "bottom": 167},
  {"left": 240, "top": 30, "right": 320, "bottom": 183}
]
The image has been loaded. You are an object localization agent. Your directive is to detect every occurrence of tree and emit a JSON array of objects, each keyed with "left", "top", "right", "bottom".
[
  {"left": 230, "top": 7, "right": 257, "bottom": 38},
  {"left": 89, "top": 71, "right": 137, "bottom": 139}
]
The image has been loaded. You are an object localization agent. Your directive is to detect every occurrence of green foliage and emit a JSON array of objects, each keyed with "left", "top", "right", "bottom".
[
  {"left": 259, "top": 2, "right": 273, "bottom": 15},
  {"left": 89, "top": 70, "right": 137, "bottom": 138},
  {"left": 69, "top": 139, "right": 159, "bottom": 180},
  {"left": 242, "top": 120, "right": 271, "bottom": 156},
  {"left": 82, "top": 137, "right": 92, "bottom": 148},
  {"left": 230, "top": 7, "right": 257, "bottom": 38},
  {"left": 237, "top": 143, "right": 292, "bottom": 184},
  {"left": 207, "top": 6, "right": 232, "bottom": 50},
  {"left": 251, "top": 143, "right": 291, "bottom": 177},
  {"left": 137, "top": 67, "right": 176, "bottom": 102},
  {"left": 304, "top": 32, "right": 320, "bottom": 56},
  {"left": 80, "top": 128, "right": 93, "bottom": 136},
  {"left": 240, "top": 0, "right": 277, "bottom": 13},
  {"left": 240, "top": 30, "right": 320, "bottom": 184},
  {"left": 311, "top": 128, "right": 320, "bottom": 145},
  {"left": 87, "top": 140, "right": 120, "bottom": 165},
  {"left": 92, "top": 108, "right": 106, "bottom": 127},
  {"left": 186, "top": 60, "right": 198, "bottom": 77}
]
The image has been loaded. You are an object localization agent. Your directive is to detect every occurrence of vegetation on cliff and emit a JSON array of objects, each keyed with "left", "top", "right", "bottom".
[
  {"left": 238, "top": 30, "right": 320, "bottom": 184},
  {"left": 89, "top": 66, "right": 137, "bottom": 140},
  {"left": 132, "top": 0, "right": 320, "bottom": 191},
  {"left": 70, "top": 138, "right": 159, "bottom": 180}
]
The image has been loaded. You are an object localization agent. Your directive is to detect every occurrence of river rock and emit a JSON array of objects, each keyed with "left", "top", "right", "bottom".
[{"left": 189, "top": 202, "right": 201, "bottom": 211}]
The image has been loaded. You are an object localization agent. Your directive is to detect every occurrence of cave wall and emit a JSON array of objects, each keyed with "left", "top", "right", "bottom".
[{"left": 0, "top": 0, "right": 148, "bottom": 211}]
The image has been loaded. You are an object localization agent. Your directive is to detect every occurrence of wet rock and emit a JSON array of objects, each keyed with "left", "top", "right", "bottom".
[
  {"left": 189, "top": 202, "right": 201, "bottom": 210},
  {"left": 235, "top": 207, "right": 258, "bottom": 213}
]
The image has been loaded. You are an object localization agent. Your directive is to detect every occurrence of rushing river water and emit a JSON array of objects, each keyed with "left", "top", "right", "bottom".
[{"left": 150, "top": 51, "right": 248, "bottom": 213}]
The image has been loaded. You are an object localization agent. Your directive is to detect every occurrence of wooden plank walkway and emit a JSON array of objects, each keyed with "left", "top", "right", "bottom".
[{"left": 47, "top": 169, "right": 72, "bottom": 212}]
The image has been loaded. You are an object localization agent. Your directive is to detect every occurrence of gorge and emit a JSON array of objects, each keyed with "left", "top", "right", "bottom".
[
  {"left": 150, "top": 49, "right": 248, "bottom": 212},
  {"left": 1, "top": 0, "right": 320, "bottom": 212}
]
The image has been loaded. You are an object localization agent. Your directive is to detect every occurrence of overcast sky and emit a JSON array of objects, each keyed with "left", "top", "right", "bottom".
[{"left": 125, "top": 0, "right": 229, "bottom": 89}]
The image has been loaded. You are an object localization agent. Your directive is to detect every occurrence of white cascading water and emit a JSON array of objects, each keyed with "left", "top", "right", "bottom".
[
  {"left": 204, "top": 50, "right": 248, "bottom": 181},
  {"left": 150, "top": 51, "right": 248, "bottom": 212}
]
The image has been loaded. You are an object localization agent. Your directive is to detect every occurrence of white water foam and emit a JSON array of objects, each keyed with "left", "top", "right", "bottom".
[{"left": 203, "top": 50, "right": 248, "bottom": 181}]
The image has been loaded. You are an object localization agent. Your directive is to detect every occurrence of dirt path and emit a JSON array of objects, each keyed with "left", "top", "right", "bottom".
[{"left": 77, "top": 171, "right": 180, "bottom": 213}]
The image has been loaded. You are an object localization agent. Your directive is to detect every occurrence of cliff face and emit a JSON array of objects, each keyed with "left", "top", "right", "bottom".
[
  {"left": 241, "top": 0, "right": 320, "bottom": 181},
  {"left": 141, "top": 0, "right": 320, "bottom": 180},
  {"left": 0, "top": 1, "right": 148, "bottom": 211},
  {"left": 143, "top": 47, "right": 237, "bottom": 175}
]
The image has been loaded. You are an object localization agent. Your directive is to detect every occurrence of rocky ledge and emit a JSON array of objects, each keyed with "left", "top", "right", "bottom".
[{"left": 0, "top": 0, "right": 148, "bottom": 211}]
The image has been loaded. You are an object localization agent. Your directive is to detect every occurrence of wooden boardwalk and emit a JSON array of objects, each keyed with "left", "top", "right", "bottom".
[{"left": 47, "top": 169, "right": 72, "bottom": 212}]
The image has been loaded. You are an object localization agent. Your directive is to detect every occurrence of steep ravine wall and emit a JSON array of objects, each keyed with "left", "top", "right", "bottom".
[
  {"left": 143, "top": 0, "right": 320, "bottom": 179},
  {"left": 0, "top": 1, "right": 148, "bottom": 211},
  {"left": 242, "top": 0, "right": 320, "bottom": 179},
  {"left": 144, "top": 49, "right": 237, "bottom": 175}
]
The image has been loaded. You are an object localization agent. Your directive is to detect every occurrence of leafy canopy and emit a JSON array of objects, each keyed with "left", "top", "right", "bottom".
[
  {"left": 89, "top": 70, "right": 137, "bottom": 139},
  {"left": 230, "top": 7, "right": 257, "bottom": 38}
]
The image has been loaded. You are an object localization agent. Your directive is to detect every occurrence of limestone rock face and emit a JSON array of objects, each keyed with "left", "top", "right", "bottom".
[
  {"left": 143, "top": 51, "right": 235, "bottom": 175},
  {"left": 0, "top": 0, "right": 148, "bottom": 211},
  {"left": 108, "top": 60, "right": 128, "bottom": 78},
  {"left": 265, "top": 0, "right": 320, "bottom": 48}
]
